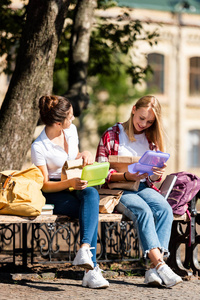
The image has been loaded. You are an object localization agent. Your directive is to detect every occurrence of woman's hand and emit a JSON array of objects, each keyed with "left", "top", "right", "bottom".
[
  {"left": 125, "top": 171, "right": 148, "bottom": 182},
  {"left": 69, "top": 178, "right": 88, "bottom": 190},
  {"left": 110, "top": 170, "right": 148, "bottom": 183},
  {"left": 150, "top": 163, "right": 167, "bottom": 181},
  {"left": 79, "top": 151, "right": 94, "bottom": 167}
]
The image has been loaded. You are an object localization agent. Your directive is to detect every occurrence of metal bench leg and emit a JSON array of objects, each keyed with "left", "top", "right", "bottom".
[
  {"left": 101, "top": 222, "right": 107, "bottom": 260},
  {"left": 190, "top": 214, "right": 200, "bottom": 275},
  {"left": 13, "top": 224, "right": 16, "bottom": 265},
  {"left": 31, "top": 223, "right": 34, "bottom": 264},
  {"left": 167, "top": 221, "right": 193, "bottom": 277},
  {"left": 22, "top": 223, "right": 28, "bottom": 267}
]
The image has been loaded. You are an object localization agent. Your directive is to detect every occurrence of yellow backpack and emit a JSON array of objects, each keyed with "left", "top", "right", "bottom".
[{"left": 0, "top": 165, "right": 45, "bottom": 217}]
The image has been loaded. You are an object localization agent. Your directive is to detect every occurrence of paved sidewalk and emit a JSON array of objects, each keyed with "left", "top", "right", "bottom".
[{"left": 0, "top": 271, "right": 199, "bottom": 300}]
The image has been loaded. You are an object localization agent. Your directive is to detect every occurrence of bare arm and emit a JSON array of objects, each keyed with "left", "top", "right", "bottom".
[
  {"left": 110, "top": 171, "right": 148, "bottom": 182},
  {"left": 110, "top": 163, "right": 167, "bottom": 183},
  {"left": 38, "top": 165, "right": 88, "bottom": 193}
]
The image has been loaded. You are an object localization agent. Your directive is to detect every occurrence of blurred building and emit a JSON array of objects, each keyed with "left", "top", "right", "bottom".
[
  {"left": 1, "top": 0, "right": 200, "bottom": 175},
  {"left": 112, "top": 0, "right": 200, "bottom": 175}
]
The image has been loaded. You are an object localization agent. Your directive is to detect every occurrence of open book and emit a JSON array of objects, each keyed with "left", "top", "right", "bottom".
[{"left": 159, "top": 174, "right": 177, "bottom": 200}]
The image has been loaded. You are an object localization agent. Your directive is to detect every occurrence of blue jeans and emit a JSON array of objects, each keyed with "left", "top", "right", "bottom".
[
  {"left": 116, "top": 182, "right": 173, "bottom": 257},
  {"left": 43, "top": 187, "right": 100, "bottom": 266}
]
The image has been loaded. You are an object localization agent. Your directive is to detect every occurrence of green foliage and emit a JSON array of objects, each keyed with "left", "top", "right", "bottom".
[
  {"left": 85, "top": 64, "right": 145, "bottom": 136},
  {"left": 0, "top": 0, "right": 159, "bottom": 108},
  {"left": 89, "top": 14, "right": 159, "bottom": 85},
  {"left": 53, "top": 24, "right": 72, "bottom": 94},
  {"left": 97, "top": 0, "right": 118, "bottom": 9},
  {"left": 82, "top": 11, "right": 159, "bottom": 136},
  {"left": 53, "top": 8, "right": 159, "bottom": 99},
  {"left": 0, "top": 0, "right": 26, "bottom": 74}
]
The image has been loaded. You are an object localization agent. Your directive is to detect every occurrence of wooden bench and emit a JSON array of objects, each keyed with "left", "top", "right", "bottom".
[{"left": 0, "top": 195, "right": 199, "bottom": 277}]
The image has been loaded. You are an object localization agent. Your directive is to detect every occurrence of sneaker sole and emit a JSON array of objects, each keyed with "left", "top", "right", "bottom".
[
  {"left": 73, "top": 262, "right": 94, "bottom": 270},
  {"left": 145, "top": 280, "right": 162, "bottom": 287},
  {"left": 166, "top": 279, "right": 183, "bottom": 288},
  {"left": 82, "top": 283, "right": 109, "bottom": 289}
]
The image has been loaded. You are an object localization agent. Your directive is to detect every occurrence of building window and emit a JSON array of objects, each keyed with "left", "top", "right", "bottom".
[
  {"left": 147, "top": 53, "right": 164, "bottom": 94},
  {"left": 187, "top": 130, "right": 200, "bottom": 168},
  {"left": 189, "top": 57, "right": 200, "bottom": 96}
]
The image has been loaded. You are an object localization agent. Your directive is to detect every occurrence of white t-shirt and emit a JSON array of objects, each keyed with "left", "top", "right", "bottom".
[
  {"left": 31, "top": 124, "right": 79, "bottom": 179},
  {"left": 118, "top": 123, "right": 150, "bottom": 156}
]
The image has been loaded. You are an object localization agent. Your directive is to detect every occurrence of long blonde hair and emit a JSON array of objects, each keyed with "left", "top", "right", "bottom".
[{"left": 123, "top": 95, "right": 165, "bottom": 152}]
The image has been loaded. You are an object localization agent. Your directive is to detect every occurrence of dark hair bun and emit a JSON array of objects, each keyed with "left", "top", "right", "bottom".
[{"left": 38, "top": 95, "right": 72, "bottom": 126}]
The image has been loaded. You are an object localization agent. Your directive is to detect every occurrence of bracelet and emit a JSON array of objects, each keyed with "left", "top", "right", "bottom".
[
  {"left": 148, "top": 175, "right": 162, "bottom": 183},
  {"left": 124, "top": 172, "right": 128, "bottom": 181},
  {"left": 148, "top": 176, "right": 154, "bottom": 183}
]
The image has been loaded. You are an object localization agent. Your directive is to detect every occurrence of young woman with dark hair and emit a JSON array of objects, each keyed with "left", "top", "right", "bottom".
[{"left": 31, "top": 95, "right": 109, "bottom": 289}]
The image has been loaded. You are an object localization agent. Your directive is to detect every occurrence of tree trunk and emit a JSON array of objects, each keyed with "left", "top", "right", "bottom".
[
  {"left": 65, "top": 0, "right": 97, "bottom": 116},
  {"left": 0, "top": 0, "right": 70, "bottom": 170}
]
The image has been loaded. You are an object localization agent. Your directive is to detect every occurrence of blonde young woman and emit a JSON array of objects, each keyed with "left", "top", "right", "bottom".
[{"left": 96, "top": 95, "right": 182, "bottom": 287}]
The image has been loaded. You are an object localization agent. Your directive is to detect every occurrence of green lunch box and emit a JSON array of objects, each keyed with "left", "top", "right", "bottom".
[{"left": 81, "top": 162, "right": 110, "bottom": 187}]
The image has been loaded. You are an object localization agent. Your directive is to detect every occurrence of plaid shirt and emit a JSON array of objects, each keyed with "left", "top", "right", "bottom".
[
  {"left": 95, "top": 123, "right": 161, "bottom": 191},
  {"left": 95, "top": 123, "right": 120, "bottom": 182}
]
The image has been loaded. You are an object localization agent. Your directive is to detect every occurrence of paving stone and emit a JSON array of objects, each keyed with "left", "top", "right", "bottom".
[
  {"left": 41, "top": 272, "right": 56, "bottom": 280},
  {"left": 0, "top": 276, "right": 200, "bottom": 300}
]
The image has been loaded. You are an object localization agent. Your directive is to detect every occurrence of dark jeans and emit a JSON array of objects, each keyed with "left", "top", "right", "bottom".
[{"left": 43, "top": 187, "right": 100, "bottom": 266}]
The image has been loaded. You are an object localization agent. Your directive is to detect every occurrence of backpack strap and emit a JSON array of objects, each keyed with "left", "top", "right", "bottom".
[
  {"left": 2, "top": 172, "right": 15, "bottom": 190},
  {"left": 146, "top": 176, "right": 162, "bottom": 193},
  {"left": 186, "top": 209, "right": 192, "bottom": 247}
]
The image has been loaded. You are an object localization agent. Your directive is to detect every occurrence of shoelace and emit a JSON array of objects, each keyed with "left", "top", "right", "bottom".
[
  {"left": 95, "top": 264, "right": 105, "bottom": 274},
  {"left": 90, "top": 265, "right": 104, "bottom": 279}
]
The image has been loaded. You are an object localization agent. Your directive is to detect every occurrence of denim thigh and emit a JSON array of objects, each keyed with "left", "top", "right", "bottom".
[{"left": 43, "top": 189, "right": 81, "bottom": 218}]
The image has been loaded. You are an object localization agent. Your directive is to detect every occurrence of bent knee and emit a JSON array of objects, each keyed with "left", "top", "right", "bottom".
[
  {"left": 157, "top": 201, "right": 173, "bottom": 221},
  {"left": 162, "top": 201, "right": 173, "bottom": 214}
]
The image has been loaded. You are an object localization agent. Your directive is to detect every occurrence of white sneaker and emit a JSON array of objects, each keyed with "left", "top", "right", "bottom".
[
  {"left": 144, "top": 268, "right": 163, "bottom": 286},
  {"left": 157, "top": 264, "right": 183, "bottom": 287},
  {"left": 82, "top": 265, "right": 109, "bottom": 289},
  {"left": 72, "top": 246, "right": 94, "bottom": 270}
]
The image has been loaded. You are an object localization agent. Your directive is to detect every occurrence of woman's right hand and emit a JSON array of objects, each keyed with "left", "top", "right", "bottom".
[
  {"left": 69, "top": 178, "right": 88, "bottom": 190},
  {"left": 125, "top": 171, "right": 148, "bottom": 182}
]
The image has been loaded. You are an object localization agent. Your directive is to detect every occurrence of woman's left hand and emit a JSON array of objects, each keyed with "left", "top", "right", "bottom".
[{"left": 150, "top": 163, "right": 167, "bottom": 181}]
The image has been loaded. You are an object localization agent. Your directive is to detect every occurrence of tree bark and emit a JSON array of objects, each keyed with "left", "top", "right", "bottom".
[
  {"left": 0, "top": 0, "right": 70, "bottom": 170},
  {"left": 65, "top": 0, "right": 97, "bottom": 116}
]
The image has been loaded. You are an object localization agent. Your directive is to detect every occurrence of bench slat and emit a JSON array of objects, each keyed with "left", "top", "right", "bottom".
[
  {"left": 0, "top": 215, "right": 60, "bottom": 224},
  {"left": 0, "top": 213, "right": 124, "bottom": 224},
  {"left": 0, "top": 212, "right": 192, "bottom": 224}
]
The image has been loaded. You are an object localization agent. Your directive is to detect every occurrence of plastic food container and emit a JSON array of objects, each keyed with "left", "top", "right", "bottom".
[
  {"left": 81, "top": 162, "right": 110, "bottom": 187},
  {"left": 128, "top": 151, "right": 170, "bottom": 176}
]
